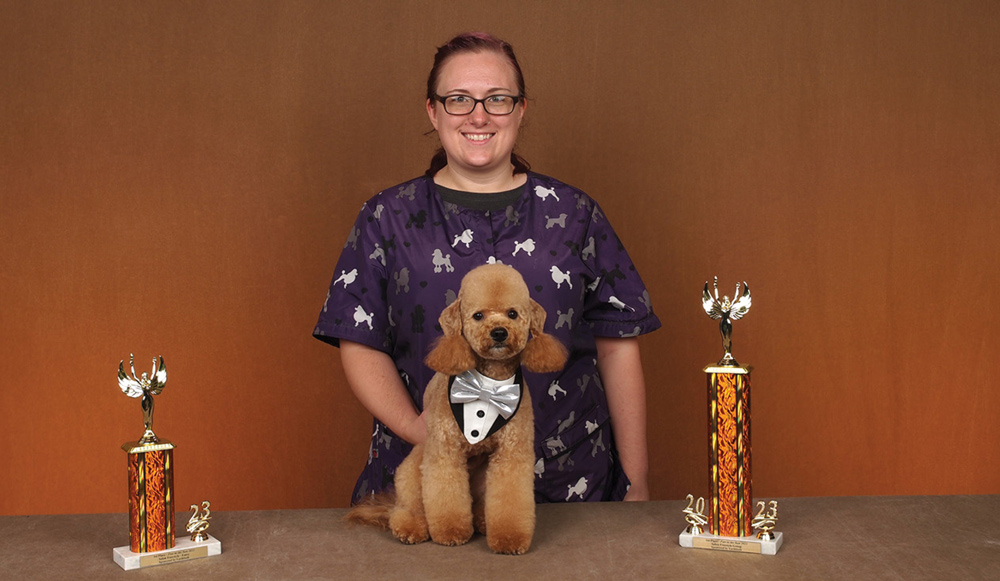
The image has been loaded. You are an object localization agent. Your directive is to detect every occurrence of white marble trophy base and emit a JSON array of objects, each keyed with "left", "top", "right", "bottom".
[
  {"left": 679, "top": 530, "right": 783, "bottom": 555},
  {"left": 113, "top": 535, "right": 221, "bottom": 570}
]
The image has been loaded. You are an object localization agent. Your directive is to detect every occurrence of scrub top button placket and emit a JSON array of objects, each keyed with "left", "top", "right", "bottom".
[{"left": 483, "top": 210, "right": 499, "bottom": 263}]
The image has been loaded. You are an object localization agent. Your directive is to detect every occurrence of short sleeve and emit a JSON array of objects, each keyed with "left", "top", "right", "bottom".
[
  {"left": 580, "top": 200, "right": 661, "bottom": 338},
  {"left": 313, "top": 199, "right": 394, "bottom": 352}
]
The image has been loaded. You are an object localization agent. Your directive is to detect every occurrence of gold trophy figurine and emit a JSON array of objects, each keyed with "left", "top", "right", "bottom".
[
  {"left": 118, "top": 354, "right": 168, "bottom": 445},
  {"left": 702, "top": 277, "right": 751, "bottom": 367}
]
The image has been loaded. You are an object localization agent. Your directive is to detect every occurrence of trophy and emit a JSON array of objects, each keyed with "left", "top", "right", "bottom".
[
  {"left": 678, "top": 278, "right": 783, "bottom": 555},
  {"left": 112, "top": 355, "right": 221, "bottom": 570}
]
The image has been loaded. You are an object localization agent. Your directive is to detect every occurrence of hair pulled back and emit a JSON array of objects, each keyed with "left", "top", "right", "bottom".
[{"left": 424, "top": 32, "right": 531, "bottom": 178}]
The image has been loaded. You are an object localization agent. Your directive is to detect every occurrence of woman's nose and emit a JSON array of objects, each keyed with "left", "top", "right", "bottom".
[{"left": 467, "top": 102, "right": 489, "bottom": 123}]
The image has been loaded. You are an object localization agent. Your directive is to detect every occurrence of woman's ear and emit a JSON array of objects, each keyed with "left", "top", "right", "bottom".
[{"left": 426, "top": 98, "right": 439, "bottom": 131}]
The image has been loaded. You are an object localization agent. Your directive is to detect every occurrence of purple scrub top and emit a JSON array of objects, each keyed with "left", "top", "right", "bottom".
[{"left": 315, "top": 172, "right": 660, "bottom": 503}]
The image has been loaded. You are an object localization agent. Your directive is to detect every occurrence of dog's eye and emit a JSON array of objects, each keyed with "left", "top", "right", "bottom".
[
  {"left": 507, "top": 310, "right": 518, "bottom": 319},
  {"left": 472, "top": 312, "right": 484, "bottom": 321}
]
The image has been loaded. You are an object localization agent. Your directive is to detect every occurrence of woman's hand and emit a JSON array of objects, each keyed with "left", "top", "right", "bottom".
[
  {"left": 406, "top": 409, "right": 428, "bottom": 446},
  {"left": 623, "top": 478, "right": 650, "bottom": 502}
]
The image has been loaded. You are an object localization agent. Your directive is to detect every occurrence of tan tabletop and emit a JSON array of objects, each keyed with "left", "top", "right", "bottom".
[{"left": 2, "top": 496, "right": 997, "bottom": 580}]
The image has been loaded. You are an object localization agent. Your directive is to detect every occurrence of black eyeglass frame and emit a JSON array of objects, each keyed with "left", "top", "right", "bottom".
[{"left": 433, "top": 94, "right": 523, "bottom": 116}]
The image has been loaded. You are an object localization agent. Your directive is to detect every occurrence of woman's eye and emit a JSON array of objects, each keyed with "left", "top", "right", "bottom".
[
  {"left": 507, "top": 310, "right": 518, "bottom": 319},
  {"left": 448, "top": 95, "right": 470, "bottom": 104},
  {"left": 472, "top": 312, "right": 484, "bottom": 321}
]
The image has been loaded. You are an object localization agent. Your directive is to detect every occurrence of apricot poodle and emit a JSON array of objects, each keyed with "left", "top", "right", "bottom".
[{"left": 347, "top": 263, "right": 567, "bottom": 554}]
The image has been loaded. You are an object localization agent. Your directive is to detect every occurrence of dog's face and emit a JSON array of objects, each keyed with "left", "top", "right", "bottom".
[
  {"left": 426, "top": 264, "right": 568, "bottom": 377},
  {"left": 459, "top": 294, "right": 533, "bottom": 362},
  {"left": 455, "top": 266, "right": 534, "bottom": 361}
]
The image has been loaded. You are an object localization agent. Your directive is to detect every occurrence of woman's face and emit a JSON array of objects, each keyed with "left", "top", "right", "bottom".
[{"left": 426, "top": 50, "right": 526, "bottom": 178}]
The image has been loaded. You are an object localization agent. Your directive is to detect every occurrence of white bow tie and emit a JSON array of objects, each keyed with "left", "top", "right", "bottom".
[{"left": 449, "top": 370, "right": 520, "bottom": 419}]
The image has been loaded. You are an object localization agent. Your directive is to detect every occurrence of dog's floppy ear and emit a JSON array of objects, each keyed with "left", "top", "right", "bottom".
[
  {"left": 520, "top": 298, "right": 568, "bottom": 373},
  {"left": 425, "top": 298, "right": 477, "bottom": 375}
]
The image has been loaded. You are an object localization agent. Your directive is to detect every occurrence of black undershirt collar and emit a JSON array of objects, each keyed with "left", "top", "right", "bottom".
[{"left": 435, "top": 183, "right": 525, "bottom": 212}]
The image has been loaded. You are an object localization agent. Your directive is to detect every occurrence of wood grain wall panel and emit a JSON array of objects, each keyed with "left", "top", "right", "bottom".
[{"left": 1, "top": 0, "right": 997, "bottom": 514}]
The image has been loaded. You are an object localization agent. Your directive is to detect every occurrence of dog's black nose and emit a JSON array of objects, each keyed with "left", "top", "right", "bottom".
[{"left": 490, "top": 328, "right": 508, "bottom": 343}]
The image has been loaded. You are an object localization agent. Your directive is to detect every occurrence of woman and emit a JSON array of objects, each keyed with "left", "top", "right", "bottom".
[{"left": 314, "top": 32, "right": 660, "bottom": 504}]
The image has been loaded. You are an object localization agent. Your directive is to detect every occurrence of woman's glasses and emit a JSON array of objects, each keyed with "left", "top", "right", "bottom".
[{"left": 434, "top": 94, "right": 521, "bottom": 116}]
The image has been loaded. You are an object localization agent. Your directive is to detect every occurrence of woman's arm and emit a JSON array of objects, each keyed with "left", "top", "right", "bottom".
[
  {"left": 340, "top": 340, "right": 426, "bottom": 446},
  {"left": 595, "top": 336, "right": 650, "bottom": 501}
]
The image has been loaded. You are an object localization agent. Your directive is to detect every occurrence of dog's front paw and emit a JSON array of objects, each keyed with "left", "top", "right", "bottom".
[
  {"left": 389, "top": 509, "right": 429, "bottom": 545},
  {"left": 487, "top": 530, "right": 532, "bottom": 555},
  {"left": 429, "top": 518, "right": 474, "bottom": 547},
  {"left": 391, "top": 525, "right": 430, "bottom": 545}
]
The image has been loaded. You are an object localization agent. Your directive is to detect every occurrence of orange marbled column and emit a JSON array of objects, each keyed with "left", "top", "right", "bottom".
[
  {"left": 124, "top": 443, "right": 175, "bottom": 552},
  {"left": 706, "top": 367, "right": 752, "bottom": 537}
]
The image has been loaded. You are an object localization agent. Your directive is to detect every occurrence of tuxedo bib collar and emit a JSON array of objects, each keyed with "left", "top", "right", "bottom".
[{"left": 448, "top": 368, "right": 523, "bottom": 445}]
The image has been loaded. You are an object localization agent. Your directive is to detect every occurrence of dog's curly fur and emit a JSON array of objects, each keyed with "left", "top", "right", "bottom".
[{"left": 346, "top": 264, "right": 567, "bottom": 554}]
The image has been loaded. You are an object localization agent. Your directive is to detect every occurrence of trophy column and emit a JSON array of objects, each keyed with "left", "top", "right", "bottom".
[
  {"left": 680, "top": 278, "right": 781, "bottom": 554},
  {"left": 123, "top": 441, "right": 176, "bottom": 553},
  {"left": 705, "top": 364, "right": 752, "bottom": 538}
]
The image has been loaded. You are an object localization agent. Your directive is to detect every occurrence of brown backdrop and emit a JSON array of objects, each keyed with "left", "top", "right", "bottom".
[{"left": 2, "top": 1, "right": 998, "bottom": 515}]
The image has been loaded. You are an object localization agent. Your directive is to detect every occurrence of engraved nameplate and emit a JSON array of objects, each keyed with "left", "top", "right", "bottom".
[
  {"left": 679, "top": 531, "right": 782, "bottom": 556},
  {"left": 691, "top": 536, "right": 762, "bottom": 553},
  {"left": 139, "top": 545, "right": 208, "bottom": 567}
]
